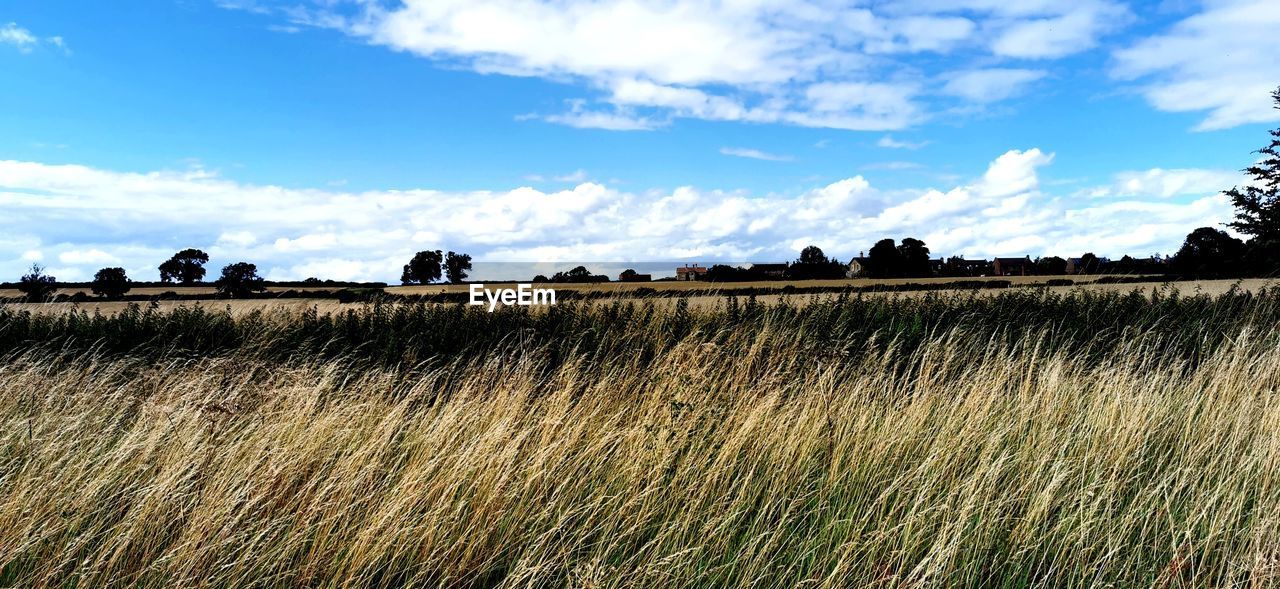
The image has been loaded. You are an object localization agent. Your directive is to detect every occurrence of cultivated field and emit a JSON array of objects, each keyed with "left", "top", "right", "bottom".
[
  {"left": 3, "top": 288, "right": 1280, "bottom": 586},
  {"left": 1, "top": 277, "right": 1273, "bottom": 316}
]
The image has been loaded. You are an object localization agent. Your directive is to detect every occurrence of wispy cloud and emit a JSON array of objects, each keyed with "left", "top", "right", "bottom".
[
  {"left": 877, "top": 135, "right": 930, "bottom": 150},
  {"left": 720, "top": 147, "right": 794, "bottom": 162},
  {"left": 221, "top": 0, "right": 1130, "bottom": 131},
  {"left": 1112, "top": 0, "right": 1280, "bottom": 130}
]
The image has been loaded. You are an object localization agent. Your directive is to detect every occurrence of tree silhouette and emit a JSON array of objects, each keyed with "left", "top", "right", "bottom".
[
  {"left": 896, "top": 238, "right": 931, "bottom": 277},
  {"left": 1077, "top": 253, "right": 1099, "bottom": 275},
  {"left": 1226, "top": 87, "right": 1280, "bottom": 241},
  {"left": 401, "top": 250, "right": 443, "bottom": 285},
  {"left": 444, "top": 251, "right": 473, "bottom": 284},
  {"left": 214, "top": 262, "right": 266, "bottom": 298},
  {"left": 91, "top": 267, "right": 131, "bottom": 298},
  {"left": 1173, "top": 227, "right": 1245, "bottom": 276},
  {"left": 1034, "top": 256, "right": 1067, "bottom": 275},
  {"left": 789, "top": 245, "right": 844, "bottom": 279},
  {"left": 17, "top": 264, "right": 56, "bottom": 302},
  {"left": 867, "top": 238, "right": 901, "bottom": 278},
  {"left": 159, "top": 249, "right": 209, "bottom": 284}
]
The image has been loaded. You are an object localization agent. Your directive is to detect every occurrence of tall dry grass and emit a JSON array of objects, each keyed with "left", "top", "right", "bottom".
[{"left": 3, "top": 297, "right": 1280, "bottom": 586}]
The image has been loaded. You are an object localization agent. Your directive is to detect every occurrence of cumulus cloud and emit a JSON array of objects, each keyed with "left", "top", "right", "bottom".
[
  {"left": 222, "top": 0, "right": 1131, "bottom": 131},
  {"left": 0, "top": 153, "right": 1236, "bottom": 281},
  {"left": 1113, "top": 0, "right": 1280, "bottom": 130}
]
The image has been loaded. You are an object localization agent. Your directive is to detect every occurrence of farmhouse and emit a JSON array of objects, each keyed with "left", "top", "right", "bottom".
[
  {"left": 846, "top": 255, "right": 870, "bottom": 278},
  {"left": 993, "top": 257, "right": 1031, "bottom": 276},
  {"left": 675, "top": 264, "right": 708, "bottom": 281}
]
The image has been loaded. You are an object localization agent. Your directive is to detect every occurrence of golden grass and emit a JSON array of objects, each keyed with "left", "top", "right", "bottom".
[{"left": 3, "top": 320, "right": 1280, "bottom": 586}]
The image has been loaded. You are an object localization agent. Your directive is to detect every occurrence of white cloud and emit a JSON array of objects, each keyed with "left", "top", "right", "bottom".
[
  {"left": 877, "top": 135, "right": 930, "bottom": 150},
  {"left": 0, "top": 153, "right": 1235, "bottom": 280},
  {"left": 1088, "top": 168, "right": 1243, "bottom": 198},
  {"left": 1113, "top": 0, "right": 1280, "bottom": 130},
  {"left": 942, "top": 68, "right": 1047, "bottom": 103},
  {"left": 233, "top": 0, "right": 1128, "bottom": 131},
  {"left": 1, "top": 23, "right": 37, "bottom": 52},
  {"left": 58, "top": 249, "right": 120, "bottom": 265},
  {"left": 990, "top": 1, "right": 1130, "bottom": 58},
  {"left": 719, "top": 147, "right": 793, "bottom": 162},
  {"left": 1, "top": 22, "right": 68, "bottom": 55}
]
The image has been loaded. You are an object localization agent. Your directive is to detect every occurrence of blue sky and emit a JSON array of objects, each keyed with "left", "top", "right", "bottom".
[{"left": 2, "top": 0, "right": 1279, "bottom": 281}]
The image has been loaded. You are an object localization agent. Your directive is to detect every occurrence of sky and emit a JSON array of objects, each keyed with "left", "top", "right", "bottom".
[{"left": 2, "top": 0, "right": 1279, "bottom": 282}]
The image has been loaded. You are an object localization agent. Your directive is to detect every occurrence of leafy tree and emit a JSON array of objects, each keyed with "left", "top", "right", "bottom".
[
  {"left": 1076, "top": 253, "right": 1100, "bottom": 275},
  {"left": 620, "top": 269, "right": 638, "bottom": 280},
  {"left": 532, "top": 274, "right": 549, "bottom": 283},
  {"left": 17, "top": 264, "right": 57, "bottom": 302},
  {"left": 444, "top": 251, "right": 473, "bottom": 284},
  {"left": 1172, "top": 227, "right": 1245, "bottom": 276},
  {"left": 550, "top": 266, "right": 605, "bottom": 283},
  {"left": 401, "top": 250, "right": 443, "bottom": 285},
  {"left": 1034, "top": 256, "right": 1067, "bottom": 275},
  {"left": 91, "top": 267, "right": 131, "bottom": 298},
  {"left": 797, "top": 245, "right": 827, "bottom": 265},
  {"left": 158, "top": 249, "right": 209, "bottom": 284},
  {"left": 214, "top": 262, "right": 267, "bottom": 298},
  {"left": 867, "top": 238, "right": 901, "bottom": 278},
  {"left": 788, "top": 245, "right": 844, "bottom": 280},
  {"left": 1225, "top": 87, "right": 1280, "bottom": 241},
  {"left": 896, "top": 237, "right": 931, "bottom": 277}
]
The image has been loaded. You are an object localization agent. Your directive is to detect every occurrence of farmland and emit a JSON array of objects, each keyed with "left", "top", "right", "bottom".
[{"left": 3, "top": 287, "right": 1280, "bottom": 587}]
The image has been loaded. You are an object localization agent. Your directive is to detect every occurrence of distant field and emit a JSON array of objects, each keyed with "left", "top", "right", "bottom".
[
  {"left": 0, "top": 278, "right": 1272, "bottom": 315},
  {"left": 386, "top": 274, "right": 1109, "bottom": 296}
]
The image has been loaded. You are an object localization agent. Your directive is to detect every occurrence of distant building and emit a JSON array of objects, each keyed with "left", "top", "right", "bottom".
[
  {"left": 847, "top": 254, "right": 870, "bottom": 278},
  {"left": 993, "top": 257, "right": 1031, "bottom": 276},
  {"left": 945, "top": 257, "right": 990, "bottom": 276},
  {"left": 676, "top": 264, "right": 708, "bottom": 281}
]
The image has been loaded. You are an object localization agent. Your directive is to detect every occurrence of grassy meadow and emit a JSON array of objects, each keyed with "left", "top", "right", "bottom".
[{"left": 3, "top": 287, "right": 1280, "bottom": 587}]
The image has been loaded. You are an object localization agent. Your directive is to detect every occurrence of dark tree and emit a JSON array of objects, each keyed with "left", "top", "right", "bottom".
[
  {"left": 1225, "top": 87, "right": 1280, "bottom": 241},
  {"left": 532, "top": 274, "right": 549, "bottom": 283},
  {"left": 91, "top": 267, "right": 131, "bottom": 298},
  {"left": 550, "top": 266, "right": 606, "bottom": 283},
  {"left": 620, "top": 269, "right": 638, "bottom": 280},
  {"left": 17, "top": 264, "right": 57, "bottom": 302},
  {"left": 444, "top": 251, "right": 473, "bottom": 284},
  {"left": 797, "top": 245, "right": 827, "bottom": 265},
  {"left": 401, "top": 250, "right": 443, "bottom": 285},
  {"left": 1076, "top": 253, "right": 1100, "bottom": 275},
  {"left": 214, "top": 262, "right": 267, "bottom": 298},
  {"left": 159, "top": 249, "right": 209, "bottom": 284},
  {"left": 788, "top": 245, "right": 844, "bottom": 280},
  {"left": 896, "top": 238, "right": 932, "bottom": 277},
  {"left": 867, "top": 238, "right": 901, "bottom": 278},
  {"left": 1172, "top": 227, "right": 1245, "bottom": 276},
  {"left": 1034, "top": 256, "right": 1067, "bottom": 275}
]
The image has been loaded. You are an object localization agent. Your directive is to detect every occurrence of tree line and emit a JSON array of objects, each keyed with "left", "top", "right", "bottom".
[{"left": 12, "top": 86, "right": 1280, "bottom": 300}]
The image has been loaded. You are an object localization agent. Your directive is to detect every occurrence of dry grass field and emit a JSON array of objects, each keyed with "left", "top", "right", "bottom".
[{"left": 2, "top": 288, "right": 1280, "bottom": 586}]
